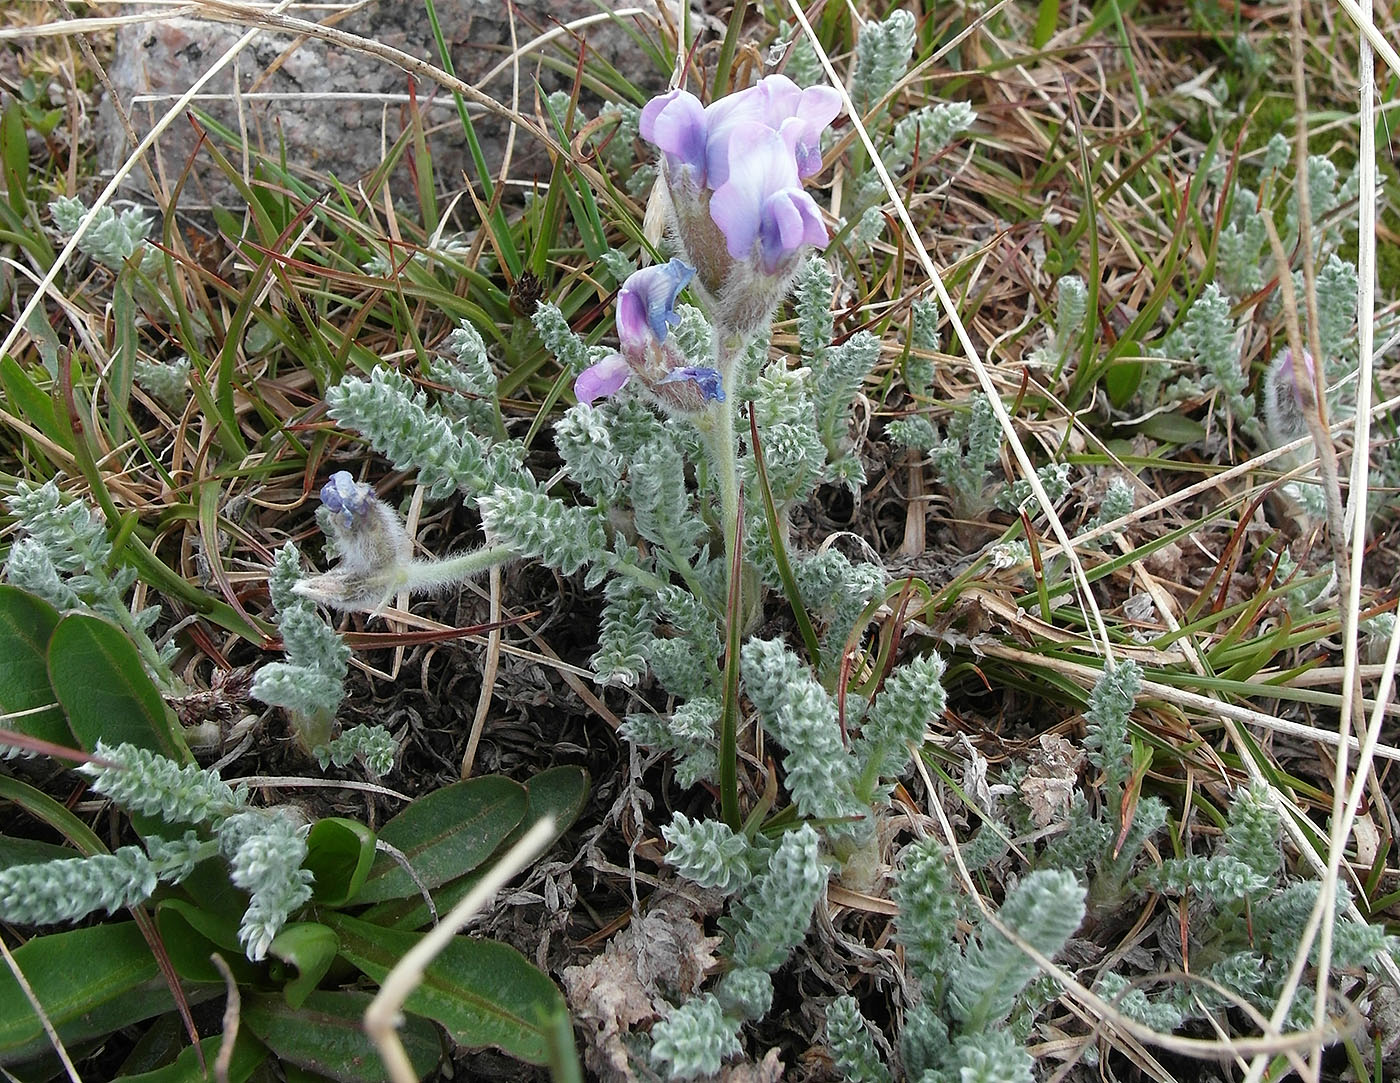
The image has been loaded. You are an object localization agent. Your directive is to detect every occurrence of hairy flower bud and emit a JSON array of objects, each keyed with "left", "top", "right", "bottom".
[{"left": 294, "top": 472, "right": 413, "bottom": 611}]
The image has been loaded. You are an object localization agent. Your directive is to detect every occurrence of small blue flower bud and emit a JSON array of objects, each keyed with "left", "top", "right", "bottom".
[{"left": 319, "top": 471, "right": 370, "bottom": 528}]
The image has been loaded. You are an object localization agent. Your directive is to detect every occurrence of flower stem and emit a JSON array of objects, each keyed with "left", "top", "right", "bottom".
[
  {"left": 400, "top": 544, "right": 516, "bottom": 593},
  {"left": 701, "top": 392, "right": 743, "bottom": 829}
]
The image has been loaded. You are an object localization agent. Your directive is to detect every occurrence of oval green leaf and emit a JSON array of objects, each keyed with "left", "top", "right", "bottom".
[
  {"left": 47, "top": 612, "right": 189, "bottom": 762},
  {"left": 268, "top": 923, "right": 339, "bottom": 1010},
  {"left": 353, "top": 776, "right": 526, "bottom": 904},
  {"left": 0, "top": 922, "right": 197, "bottom": 1064},
  {"left": 1136, "top": 412, "right": 1207, "bottom": 445},
  {"left": 0, "top": 586, "right": 69, "bottom": 750},
  {"left": 155, "top": 899, "right": 258, "bottom": 985},
  {"left": 116, "top": 1033, "right": 267, "bottom": 1083},
  {"left": 360, "top": 766, "right": 587, "bottom": 930},
  {"left": 1104, "top": 355, "right": 1144, "bottom": 408},
  {"left": 305, "top": 817, "right": 377, "bottom": 907},
  {"left": 327, "top": 913, "right": 565, "bottom": 1066},
  {"left": 243, "top": 990, "right": 439, "bottom": 1083}
]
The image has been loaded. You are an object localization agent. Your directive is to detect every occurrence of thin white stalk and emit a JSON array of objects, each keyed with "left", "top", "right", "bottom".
[{"left": 364, "top": 817, "right": 555, "bottom": 1083}]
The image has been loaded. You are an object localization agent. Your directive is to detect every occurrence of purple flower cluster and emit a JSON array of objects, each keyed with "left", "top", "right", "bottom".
[
  {"left": 574, "top": 77, "right": 842, "bottom": 408},
  {"left": 575, "top": 259, "right": 724, "bottom": 410},
  {"left": 641, "top": 75, "right": 841, "bottom": 312}
]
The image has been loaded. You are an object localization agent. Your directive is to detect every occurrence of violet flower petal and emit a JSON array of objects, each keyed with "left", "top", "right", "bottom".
[
  {"left": 706, "top": 77, "right": 841, "bottom": 188},
  {"left": 320, "top": 471, "right": 370, "bottom": 528},
  {"left": 659, "top": 365, "right": 726, "bottom": 403},
  {"left": 778, "top": 86, "right": 841, "bottom": 179},
  {"left": 757, "top": 190, "right": 828, "bottom": 273},
  {"left": 574, "top": 352, "right": 633, "bottom": 406},
  {"left": 617, "top": 259, "right": 695, "bottom": 351},
  {"left": 640, "top": 90, "right": 709, "bottom": 181},
  {"left": 702, "top": 84, "right": 771, "bottom": 189},
  {"left": 709, "top": 124, "right": 826, "bottom": 270}
]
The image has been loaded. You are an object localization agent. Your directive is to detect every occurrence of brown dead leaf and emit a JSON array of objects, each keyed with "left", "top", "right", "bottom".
[
  {"left": 721, "top": 1048, "right": 785, "bottom": 1082},
  {"left": 562, "top": 888, "right": 723, "bottom": 1082},
  {"left": 1020, "top": 733, "right": 1084, "bottom": 827}
]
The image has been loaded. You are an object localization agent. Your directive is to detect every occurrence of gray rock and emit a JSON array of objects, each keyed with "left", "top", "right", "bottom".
[{"left": 97, "top": 2, "right": 659, "bottom": 208}]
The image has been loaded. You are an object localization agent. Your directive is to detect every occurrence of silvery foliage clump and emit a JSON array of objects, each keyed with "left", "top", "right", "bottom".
[
  {"left": 0, "top": 741, "right": 313, "bottom": 962},
  {"left": 649, "top": 826, "right": 826, "bottom": 1079},
  {"left": 312, "top": 52, "right": 954, "bottom": 1078},
  {"left": 1, "top": 479, "right": 175, "bottom": 687},
  {"left": 250, "top": 542, "right": 353, "bottom": 754},
  {"left": 1026, "top": 274, "right": 1087, "bottom": 373},
  {"left": 844, "top": 11, "right": 977, "bottom": 248},
  {"left": 1153, "top": 282, "right": 1259, "bottom": 439},
  {"left": 243, "top": 527, "right": 396, "bottom": 773},
  {"left": 1044, "top": 659, "right": 1170, "bottom": 905},
  {"left": 969, "top": 659, "right": 1397, "bottom": 1039},
  {"left": 49, "top": 195, "right": 164, "bottom": 275},
  {"left": 826, "top": 838, "right": 1085, "bottom": 1082},
  {"left": 134, "top": 354, "right": 191, "bottom": 407},
  {"left": 888, "top": 393, "right": 1001, "bottom": 524},
  {"left": 1142, "top": 138, "right": 1394, "bottom": 517},
  {"left": 649, "top": 642, "right": 947, "bottom": 1078},
  {"left": 1107, "top": 781, "right": 1396, "bottom": 1032}
]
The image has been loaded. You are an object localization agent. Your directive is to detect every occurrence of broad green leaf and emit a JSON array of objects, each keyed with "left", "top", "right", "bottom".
[
  {"left": 116, "top": 1033, "right": 267, "bottom": 1082},
  {"left": 0, "top": 923, "right": 202, "bottom": 1064},
  {"left": 154, "top": 899, "right": 258, "bottom": 985},
  {"left": 327, "top": 913, "right": 564, "bottom": 1066},
  {"left": 0, "top": 100, "right": 27, "bottom": 216},
  {"left": 1104, "top": 355, "right": 1144, "bottom": 408},
  {"left": 503, "top": 766, "right": 589, "bottom": 853},
  {"left": 304, "top": 817, "right": 377, "bottom": 907},
  {"left": 47, "top": 612, "right": 189, "bottom": 762},
  {"left": 361, "top": 766, "right": 587, "bottom": 929},
  {"left": 267, "top": 923, "right": 338, "bottom": 1010},
  {"left": 243, "top": 990, "right": 439, "bottom": 1083},
  {"left": 0, "top": 586, "right": 68, "bottom": 749},
  {"left": 353, "top": 776, "right": 526, "bottom": 904},
  {"left": 0, "top": 835, "right": 74, "bottom": 866},
  {"left": 1136, "top": 412, "right": 1207, "bottom": 445}
]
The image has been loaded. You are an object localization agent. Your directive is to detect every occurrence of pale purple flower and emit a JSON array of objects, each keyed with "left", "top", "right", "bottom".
[
  {"left": 616, "top": 258, "right": 694, "bottom": 352},
  {"left": 574, "top": 351, "right": 633, "bottom": 406},
  {"left": 320, "top": 471, "right": 371, "bottom": 528},
  {"left": 641, "top": 76, "right": 841, "bottom": 192},
  {"left": 639, "top": 76, "right": 841, "bottom": 339},
  {"left": 709, "top": 124, "right": 828, "bottom": 273},
  {"left": 704, "top": 75, "right": 841, "bottom": 188},
  {"left": 639, "top": 90, "right": 709, "bottom": 183},
  {"left": 574, "top": 260, "right": 702, "bottom": 407}
]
